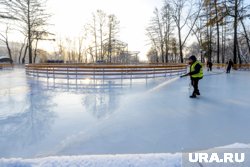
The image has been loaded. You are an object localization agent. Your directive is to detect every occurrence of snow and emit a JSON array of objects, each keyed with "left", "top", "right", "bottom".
[
  {"left": 0, "top": 153, "right": 181, "bottom": 167},
  {"left": 1, "top": 67, "right": 250, "bottom": 166},
  {"left": 1, "top": 143, "right": 250, "bottom": 167}
]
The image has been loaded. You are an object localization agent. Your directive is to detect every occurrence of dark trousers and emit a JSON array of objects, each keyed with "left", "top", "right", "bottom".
[
  {"left": 191, "top": 78, "right": 200, "bottom": 95},
  {"left": 226, "top": 66, "right": 232, "bottom": 73},
  {"left": 207, "top": 66, "right": 212, "bottom": 71}
]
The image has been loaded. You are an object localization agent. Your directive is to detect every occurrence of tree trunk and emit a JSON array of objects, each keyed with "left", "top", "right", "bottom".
[
  {"left": 100, "top": 22, "right": 103, "bottom": 62},
  {"left": 208, "top": 3, "right": 213, "bottom": 62},
  {"left": 19, "top": 43, "right": 26, "bottom": 64},
  {"left": 240, "top": 19, "right": 250, "bottom": 57},
  {"left": 237, "top": 40, "right": 242, "bottom": 64},
  {"left": 221, "top": 20, "right": 225, "bottom": 63},
  {"left": 5, "top": 41, "right": 12, "bottom": 64},
  {"left": 160, "top": 44, "right": 164, "bottom": 63},
  {"left": 165, "top": 42, "right": 169, "bottom": 63},
  {"left": 215, "top": 0, "right": 220, "bottom": 63},
  {"left": 178, "top": 26, "right": 183, "bottom": 63},
  {"left": 233, "top": 0, "right": 238, "bottom": 64},
  {"left": 27, "top": 0, "right": 33, "bottom": 64},
  {"left": 94, "top": 17, "right": 98, "bottom": 62},
  {"left": 33, "top": 39, "right": 39, "bottom": 63},
  {"left": 108, "top": 20, "right": 112, "bottom": 63},
  {"left": 0, "top": 28, "right": 13, "bottom": 63},
  {"left": 22, "top": 45, "right": 29, "bottom": 64}
]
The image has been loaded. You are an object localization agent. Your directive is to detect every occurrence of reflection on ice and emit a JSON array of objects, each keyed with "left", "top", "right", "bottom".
[
  {"left": 0, "top": 68, "right": 170, "bottom": 158},
  {"left": 0, "top": 73, "right": 55, "bottom": 158},
  {"left": 36, "top": 76, "right": 167, "bottom": 120}
]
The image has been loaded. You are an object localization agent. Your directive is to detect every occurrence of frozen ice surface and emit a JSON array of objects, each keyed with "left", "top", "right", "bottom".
[{"left": 0, "top": 67, "right": 250, "bottom": 160}]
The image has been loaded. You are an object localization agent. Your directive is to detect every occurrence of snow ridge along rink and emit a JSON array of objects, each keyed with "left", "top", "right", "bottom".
[{"left": 1, "top": 143, "right": 250, "bottom": 167}]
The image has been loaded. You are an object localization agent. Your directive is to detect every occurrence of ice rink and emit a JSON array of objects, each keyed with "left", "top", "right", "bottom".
[{"left": 0, "top": 67, "right": 250, "bottom": 160}]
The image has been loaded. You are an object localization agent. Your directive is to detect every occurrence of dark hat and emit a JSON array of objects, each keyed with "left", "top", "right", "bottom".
[{"left": 188, "top": 55, "right": 197, "bottom": 61}]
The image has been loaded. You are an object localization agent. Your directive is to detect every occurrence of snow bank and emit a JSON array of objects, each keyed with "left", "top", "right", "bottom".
[
  {"left": 0, "top": 143, "right": 250, "bottom": 167},
  {"left": 0, "top": 153, "right": 181, "bottom": 167},
  {"left": 1, "top": 143, "right": 250, "bottom": 167}
]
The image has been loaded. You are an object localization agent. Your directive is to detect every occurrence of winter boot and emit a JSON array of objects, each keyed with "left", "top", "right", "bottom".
[
  {"left": 195, "top": 91, "right": 200, "bottom": 96},
  {"left": 190, "top": 94, "right": 197, "bottom": 98}
]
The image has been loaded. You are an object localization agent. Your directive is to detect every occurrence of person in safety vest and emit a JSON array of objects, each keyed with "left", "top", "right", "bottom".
[{"left": 181, "top": 55, "right": 203, "bottom": 98}]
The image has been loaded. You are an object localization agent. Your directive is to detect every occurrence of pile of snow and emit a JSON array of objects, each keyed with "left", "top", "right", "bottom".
[
  {"left": 0, "top": 153, "right": 181, "bottom": 167},
  {"left": 1, "top": 143, "right": 250, "bottom": 167}
]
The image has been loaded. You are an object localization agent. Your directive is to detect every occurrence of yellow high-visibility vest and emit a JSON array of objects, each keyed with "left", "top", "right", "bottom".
[{"left": 190, "top": 61, "right": 203, "bottom": 78}]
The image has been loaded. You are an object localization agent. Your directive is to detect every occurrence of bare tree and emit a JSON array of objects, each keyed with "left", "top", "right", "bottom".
[
  {"left": 170, "top": 0, "right": 202, "bottom": 63},
  {"left": 18, "top": 38, "right": 27, "bottom": 64},
  {"left": 146, "top": 47, "right": 158, "bottom": 63},
  {"left": 146, "top": 28, "right": 160, "bottom": 63},
  {"left": 170, "top": 37, "right": 178, "bottom": 63},
  {"left": 65, "top": 38, "right": 78, "bottom": 63},
  {"left": 86, "top": 10, "right": 121, "bottom": 63},
  {"left": 240, "top": 19, "right": 250, "bottom": 57},
  {"left": 233, "top": 0, "right": 239, "bottom": 64},
  {"left": 77, "top": 36, "right": 84, "bottom": 63},
  {"left": 55, "top": 38, "right": 66, "bottom": 61},
  {"left": 0, "top": 26, "right": 13, "bottom": 63},
  {"left": 170, "top": 0, "right": 191, "bottom": 63},
  {"left": 107, "top": 14, "right": 120, "bottom": 63},
  {"left": 87, "top": 13, "right": 98, "bottom": 61},
  {"left": 238, "top": 0, "right": 250, "bottom": 61},
  {"left": 2, "top": 0, "right": 51, "bottom": 64},
  {"left": 205, "top": 0, "right": 228, "bottom": 63},
  {"left": 154, "top": 8, "right": 165, "bottom": 63},
  {"left": 146, "top": 8, "right": 164, "bottom": 63},
  {"left": 214, "top": 0, "right": 222, "bottom": 63},
  {"left": 22, "top": 44, "right": 29, "bottom": 64},
  {"left": 156, "top": 0, "right": 250, "bottom": 64},
  {"left": 33, "top": 31, "right": 55, "bottom": 63},
  {"left": 97, "top": 10, "right": 107, "bottom": 62},
  {"left": 162, "top": 1, "right": 174, "bottom": 63},
  {"left": 224, "top": 0, "right": 242, "bottom": 64},
  {"left": 86, "top": 10, "right": 106, "bottom": 62}
]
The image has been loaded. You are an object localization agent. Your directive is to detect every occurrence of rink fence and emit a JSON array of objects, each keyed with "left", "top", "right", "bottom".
[
  {"left": 213, "top": 64, "right": 250, "bottom": 70},
  {"left": 25, "top": 64, "right": 187, "bottom": 80},
  {"left": 0, "top": 63, "right": 13, "bottom": 69}
]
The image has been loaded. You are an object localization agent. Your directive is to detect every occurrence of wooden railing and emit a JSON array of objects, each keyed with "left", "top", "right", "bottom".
[
  {"left": 0, "top": 63, "right": 13, "bottom": 69},
  {"left": 234, "top": 64, "right": 250, "bottom": 70},
  {"left": 213, "top": 64, "right": 227, "bottom": 69},
  {"left": 25, "top": 64, "right": 187, "bottom": 80},
  {"left": 213, "top": 63, "right": 250, "bottom": 70}
]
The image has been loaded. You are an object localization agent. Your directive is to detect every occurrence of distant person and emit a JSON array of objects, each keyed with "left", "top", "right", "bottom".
[
  {"left": 181, "top": 55, "right": 203, "bottom": 98},
  {"left": 207, "top": 61, "right": 213, "bottom": 71},
  {"left": 226, "top": 59, "right": 234, "bottom": 73}
]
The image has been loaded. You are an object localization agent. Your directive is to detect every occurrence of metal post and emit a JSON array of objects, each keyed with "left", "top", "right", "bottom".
[
  {"left": 153, "top": 67, "right": 155, "bottom": 78},
  {"left": 53, "top": 67, "right": 55, "bottom": 79}
]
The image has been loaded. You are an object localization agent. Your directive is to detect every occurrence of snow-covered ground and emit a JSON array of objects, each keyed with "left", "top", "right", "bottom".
[
  {"left": 1, "top": 67, "right": 250, "bottom": 166},
  {"left": 1, "top": 143, "right": 250, "bottom": 167}
]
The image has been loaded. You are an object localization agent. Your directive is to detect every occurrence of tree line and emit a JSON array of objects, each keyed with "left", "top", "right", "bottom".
[
  {"left": 146, "top": 0, "right": 250, "bottom": 64},
  {"left": 58, "top": 10, "right": 129, "bottom": 64},
  {"left": 0, "top": 0, "right": 135, "bottom": 64},
  {"left": 1, "top": 0, "right": 250, "bottom": 64}
]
